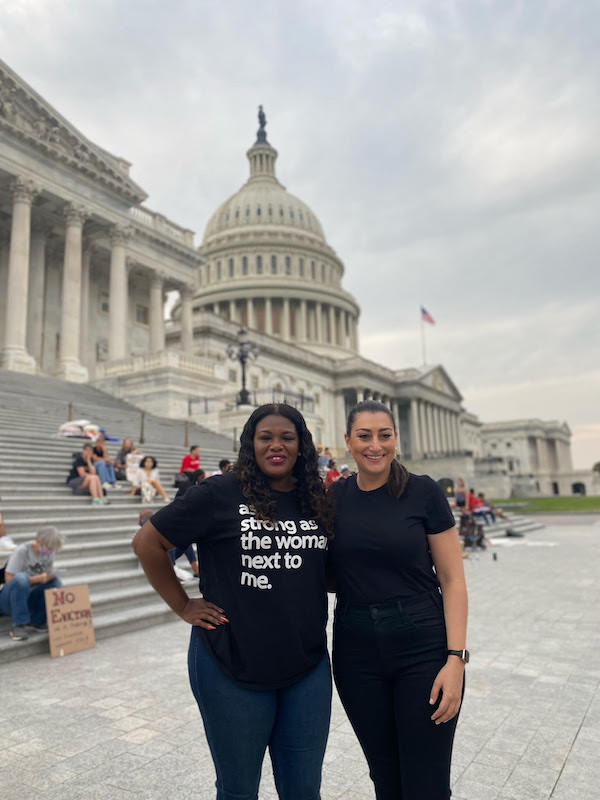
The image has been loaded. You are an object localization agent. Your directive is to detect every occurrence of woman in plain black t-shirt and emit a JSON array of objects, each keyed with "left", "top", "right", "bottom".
[
  {"left": 329, "top": 400, "right": 468, "bottom": 800},
  {"left": 133, "top": 403, "right": 334, "bottom": 799}
]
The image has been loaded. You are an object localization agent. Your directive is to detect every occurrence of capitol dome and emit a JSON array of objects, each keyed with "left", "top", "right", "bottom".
[{"left": 194, "top": 108, "right": 360, "bottom": 357}]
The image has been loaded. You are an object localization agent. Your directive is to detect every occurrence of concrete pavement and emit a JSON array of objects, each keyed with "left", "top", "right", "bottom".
[{"left": 2, "top": 515, "right": 599, "bottom": 799}]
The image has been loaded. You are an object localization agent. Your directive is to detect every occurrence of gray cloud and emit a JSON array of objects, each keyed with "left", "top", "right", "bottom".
[{"left": 1, "top": 0, "right": 598, "bottom": 467}]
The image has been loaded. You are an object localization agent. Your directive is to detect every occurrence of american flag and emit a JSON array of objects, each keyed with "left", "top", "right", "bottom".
[{"left": 421, "top": 306, "right": 435, "bottom": 325}]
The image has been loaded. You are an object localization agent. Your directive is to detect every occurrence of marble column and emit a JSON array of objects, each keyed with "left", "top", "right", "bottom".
[
  {"left": 181, "top": 286, "right": 194, "bottom": 353},
  {"left": 56, "top": 204, "right": 88, "bottom": 382},
  {"left": 1, "top": 177, "right": 39, "bottom": 372},
  {"left": 351, "top": 316, "right": 359, "bottom": 351},
  {"left": 228, "top": 299, "right": 236, "bottom": 322},
  {"left": 264, "top": 297, "right": 273, "bottom": 334},
  {"left": 247, "top": 298, "right": 256, "bottom": 330},
  {"left": 149, "top": 272, "right": 165, "bottom": 353},
  {"left": 281, "top": 298, "right": 290, "bottom": 341},
  {"left": 0, "top": 238, "right": 9, "bottom": 351},
  {"left": 78, "top": 243, "right": 92, "bottom": 370},
  {"left": 419, "top": 401, "right": 429, "bottom": 455},
  {"left": 453, "top": 415, "right": 461, "bottom": 452},
  {"left": 315, "top": 301, "right": 323, "bottom": 343},
  {"left": 410, "top": 398, "right": 421, "bottom": 459},
  {"left": 334, "top": 392, "right": 346, "bottom": 447},
  {"left": 298, "top": 299, "right": 307, "bottom": 341},
  {"left": 27, "top": 225, "right": 50, "bottom": 366},
  {"left": 108, "top": 225, "right": 130, "bottom": 361},
  {"left": 328, "top": 305, "right": 335, "bottom": 344}
]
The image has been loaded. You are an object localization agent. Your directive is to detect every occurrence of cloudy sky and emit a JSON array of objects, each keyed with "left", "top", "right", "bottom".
[{"left": 2, "top": 0, "right": 598, "bottom": 468}]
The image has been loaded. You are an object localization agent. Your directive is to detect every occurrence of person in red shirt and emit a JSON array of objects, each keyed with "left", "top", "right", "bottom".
[
  {"left": 324, "top": 459, "right": 341, "bottom": 487},
  {"left": 467, "top": 489, "right": 482, "bottom": 514},
  {"left": 180, "top": 445, "right": 200, "bottom": 476}
]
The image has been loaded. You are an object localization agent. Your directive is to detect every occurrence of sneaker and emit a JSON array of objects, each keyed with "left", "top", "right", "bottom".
[
  {"left": 173, "top": 566, "right": 193, "bottom": 582},
  {"left": 0, "top": 535, "right": 16, "bottom": 550},
  {"left": 26, "top": 623, "right": 48, "bottom": 633},
  {"left": 102, "top": 497, "right": 111, "bottom": 505},
  {"left": 10, "top": 626, "right": 28, "bottom": 641},
  {"left": 102, "top": 482, "right": 112, "bottom": 491},
  {"left": 92, "top": 498, "right": 104, "bottom": 506}
]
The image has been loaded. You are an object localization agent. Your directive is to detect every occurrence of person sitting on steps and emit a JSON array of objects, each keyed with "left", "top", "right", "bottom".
[
  {"left": 130, "top": 456, "right": 169, "bottom": 503},
  {"left": 91, "top": 431, "right": 118, "bottom": 490},
  {"left": 0, "top": 526, "right": 66, "bottom": 641},
  {"left": 66, "top": 443, "right": 108, "bottom": 506}
]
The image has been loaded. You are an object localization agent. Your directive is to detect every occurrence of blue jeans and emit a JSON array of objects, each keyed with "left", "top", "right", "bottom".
[
  {"left": 169, "top": 545, "right": 196, "bottom": 566},
  {"left": 188, "top": 629, "right": 331, "bottom": 800},
  {"left": 95, "top": 460, "right": 116, "bottom": 483},
  {"left": 0, "top": 572, "right": 62, "bottom": 626}
]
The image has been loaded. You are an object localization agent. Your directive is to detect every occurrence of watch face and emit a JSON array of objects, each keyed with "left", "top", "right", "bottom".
[{"left": 464, "top": 649, "right": 470, "bottom": 663}]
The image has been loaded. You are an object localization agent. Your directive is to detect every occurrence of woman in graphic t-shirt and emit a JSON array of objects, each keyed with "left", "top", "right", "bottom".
[
  {"left": 133, "top": 404, "right": 334, "bottom": 800},
  {"left": 329, "top": 400, "right": 468, "bottom": 800}
]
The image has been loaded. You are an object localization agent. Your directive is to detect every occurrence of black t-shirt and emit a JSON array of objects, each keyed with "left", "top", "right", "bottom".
[
  {"left": 66, "top": 455, "right": 89, "bottom": 483},
  {"left": 150, "top": 472, "right": 328, "bottom": 690},
  {"left": 329, "top": 473, "right": 455, "bottom": 604}
]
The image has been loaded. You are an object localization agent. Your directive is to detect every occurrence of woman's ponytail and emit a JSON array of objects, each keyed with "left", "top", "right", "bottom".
[{"left": 387, "top": 457, "right": 409, "bottom": 500}]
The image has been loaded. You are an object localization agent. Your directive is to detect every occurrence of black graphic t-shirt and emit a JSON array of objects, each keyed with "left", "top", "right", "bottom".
[
  {"left": 151, "top": 472, "right": 328, "bottom": 689},
  {"left": 329, "top": 473, "right": 455, "bottom": 604}
]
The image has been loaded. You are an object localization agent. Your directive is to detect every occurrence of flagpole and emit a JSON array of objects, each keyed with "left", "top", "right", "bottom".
[{"left": 420, "top": 315, "right": 426, "bottom": 365}]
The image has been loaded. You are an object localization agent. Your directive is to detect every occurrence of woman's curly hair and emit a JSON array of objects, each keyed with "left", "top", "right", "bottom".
[{"left": 231, "top": 403, "right": 334, "bottom": 538}]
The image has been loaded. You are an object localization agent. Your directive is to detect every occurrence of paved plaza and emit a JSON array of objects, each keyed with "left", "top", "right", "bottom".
[{"left": 2, "top": 515, "right": 599, "bottom": 800}]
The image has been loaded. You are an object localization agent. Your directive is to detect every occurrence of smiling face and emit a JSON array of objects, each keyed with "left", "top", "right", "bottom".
[
  {"left": 253, "top": 414, "right": 300, "bottom": 490},
  {"left": 345, "top": 411, "right": 397, "bottom": 485}
]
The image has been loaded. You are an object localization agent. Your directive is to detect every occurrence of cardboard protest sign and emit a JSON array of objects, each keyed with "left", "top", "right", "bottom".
[{"left": 44, "top": 584, "right": 95, "bottom": 658}]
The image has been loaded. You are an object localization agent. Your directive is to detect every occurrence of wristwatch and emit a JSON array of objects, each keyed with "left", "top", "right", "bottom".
[{"left": 447, "top": 649, "right": 470, "bottom": 663}]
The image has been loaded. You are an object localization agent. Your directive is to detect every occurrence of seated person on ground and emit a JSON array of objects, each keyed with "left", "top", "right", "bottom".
[
  {"left": 175, "top": 469, "right": 206, "bottom": 498},
  {"left": 0, "top": 526, "right": 65, "bottom": 641},
  {"left": 324, "top": 459, "right": 341, "bottom": 487},
  {"left": 136, "top": 508, "right": 198, "bottom": 582},
  {"left": 114, "top": 437, "right": 134, "bottom": 481},
  {"left": 0, "top": 498, "right": 16, "bottom": 550},
  {"left": 91, "top": 432, "right": 118, "bottom": 489},
  {"left": 66, "top": 443, "right": 108, "bottom": 506},
  {"left": 212, "top": 459, "right": 231, "bottom": 476},
  {"left": 180, "top": 445, "right": 201, "bottom": 477},
  {"left": 130, "top": 456, "right": 169, "bottom": 503}
]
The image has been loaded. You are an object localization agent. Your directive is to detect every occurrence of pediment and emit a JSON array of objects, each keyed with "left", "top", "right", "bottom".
[
  {"left": 420, "top": 366, "right": 462, "bottom": 401},
  {"left": 0, "top": 58, "right": 147, "bottom": 204}
]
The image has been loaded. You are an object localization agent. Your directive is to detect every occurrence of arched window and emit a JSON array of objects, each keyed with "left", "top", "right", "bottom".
[
  {"left": 299, "top": 258, "right": 304, "bottom": 277},
  {"left": 289, "top": 209, "right": 294, "bottom": 219},
  {"left": 242, "top": 256, "right": 248, "bottom": 275},
  {"left": 271, "top": 255, "right": 277, "bottom": 274},
  {"left": 285, "top": 256, "right": 291, "bottom": 275},
  {"left": 268, "top": 206, "right": 273, "bottom": 217},
  {"left": 279, "top": 207, "right": 284, "bottom": 217},
  {"left": 235, "top": 208, "right": 240, "bottom": 219},
  {"left": 228, "top": 258, "right": 234, "bottom": 277},
  {"left": 320, "top": 264, "right": 325, "bottom": 281},
  {"left": 311, "top": 261, "right": 316, "bottom": 279},
  {"left": 245, "top": 206, "right": 250, "bottom": 217},
  {"left": 257, "top": 206, "right": 261, "bottom": 216},
  {"left": 216, "top": 261, "right": 222, "bottom": 280},
  {"left": 256, "top": 255, "right": 263, "bottom": 274}
]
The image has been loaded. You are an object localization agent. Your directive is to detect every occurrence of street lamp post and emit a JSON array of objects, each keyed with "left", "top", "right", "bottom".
[{"left": 226, "top": 327, "right": 260, "bottom": 406}]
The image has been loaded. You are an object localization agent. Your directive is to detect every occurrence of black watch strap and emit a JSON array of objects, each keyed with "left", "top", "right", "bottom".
[{"left": 447, "top": 649, "right": 469, "bottom": 663}]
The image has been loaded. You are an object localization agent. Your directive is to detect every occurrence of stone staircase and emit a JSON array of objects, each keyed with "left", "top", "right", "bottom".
[{"left": 0, "top": 369, "right": 236, "bottom": 663}]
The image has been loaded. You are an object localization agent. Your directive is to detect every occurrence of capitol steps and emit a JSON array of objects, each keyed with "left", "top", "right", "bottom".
[{"left": 0, "top": 370, "right": 234, "bottom": 664}]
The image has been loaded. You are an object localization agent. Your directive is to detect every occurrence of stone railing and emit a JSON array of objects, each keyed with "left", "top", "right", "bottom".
[
  {"left": 95, "top": 350, "right": 217, "bottom": 380},
  {"left": 129, "top": 206, "right": 195, "bottom": 248}
]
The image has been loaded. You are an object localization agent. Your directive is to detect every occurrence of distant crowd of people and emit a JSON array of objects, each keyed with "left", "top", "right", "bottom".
[{"left": 451, "top": 477, "right": 507, "bottom": 550}]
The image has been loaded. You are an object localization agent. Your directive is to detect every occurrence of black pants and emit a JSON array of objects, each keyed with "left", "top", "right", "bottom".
[{"left": 333, "top": 590, "right": 462, "bottom": 800}]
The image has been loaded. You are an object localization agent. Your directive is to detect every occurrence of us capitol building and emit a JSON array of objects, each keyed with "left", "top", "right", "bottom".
[{"left": 0, "top": 58, "right": 593, "bottom": 497}]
